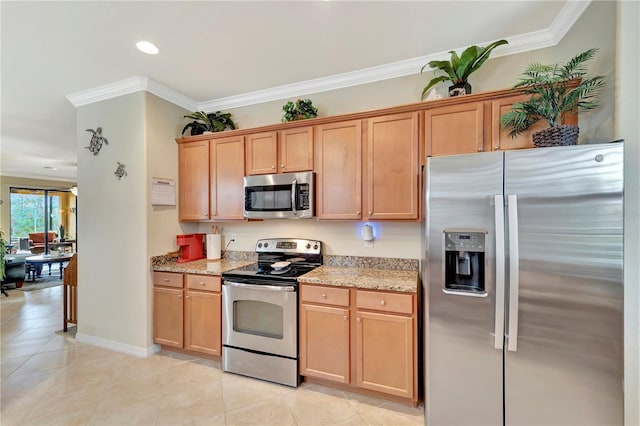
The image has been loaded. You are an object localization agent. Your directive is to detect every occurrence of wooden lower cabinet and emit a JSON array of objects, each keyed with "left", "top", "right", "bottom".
[
  {"left": 300, "top": 303, "right": 350, "bottom": 383},
  {"left": 153, "top": 272, "right": 222, "bottom": 357},
  {"left": 299, "top": 283, "right": 418, "bottom": 403},
  {"left": 356, "top": 310, "right": 414, "bottom": 398},
  {"left": 153, "top": 286, "right": 184, "bottom": 348},
  {"left": 185, "top": 290, "right": 221, "bottom": 356}
]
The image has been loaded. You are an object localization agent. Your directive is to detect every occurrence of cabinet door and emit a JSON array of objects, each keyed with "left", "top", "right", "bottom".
[
  {"left": 246, "top": 132, "right": 278, "bottom": 175},
  {"left": 185, "top": 290, "right": 221, "bottom": 356},
  {"left": 210, "top": 135, "right": 245, "bottom": 220},
  {"left": 356, "top": 311, "right": 414, "bottom": 399},
  {"left": 279, "top": 127, "right": 314, "bottom": 173},
  {"left": 315, "top": 120, "right": 362, "bottom": 220},
  {"left": 425, "top": 102, "right": 486, "bottom": 157},
  {"left": 366, "top": 113, "right": 419, "bottom": 220},
  {"left": 153, "top": 287, "right": 184, "bottom": 348},
  {"left": 300, "top": 303, "right": 350, "bottom": 383},
  {"left": 178, "top": 141, "right": 210, "bottom": 221}
]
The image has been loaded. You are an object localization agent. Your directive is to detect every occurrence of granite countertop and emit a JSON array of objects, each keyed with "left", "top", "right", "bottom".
[
  {"left": 298, "top": 266, "right": 419, "bottom": 293},
  {"left": 152, "top": 258, "right": 254, "bottom": 276},
  {"left": 150, "top": 252, "right": 419, "bottom": 292}
]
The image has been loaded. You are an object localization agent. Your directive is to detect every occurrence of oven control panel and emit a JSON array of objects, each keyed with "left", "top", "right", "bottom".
[{"left": 256, "top": 238, "right": 322, "bottom": 255}]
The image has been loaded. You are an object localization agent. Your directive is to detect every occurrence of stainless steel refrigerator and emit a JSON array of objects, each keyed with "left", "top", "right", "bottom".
[{"left": 423, "top": 142, "right": 623, "bottom": 425}]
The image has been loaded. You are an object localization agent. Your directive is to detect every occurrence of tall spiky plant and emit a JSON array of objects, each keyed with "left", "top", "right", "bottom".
[
  {"left": 500, "top": 48, "right": 605, "bottom": 138},
  {"left": 421, "top": 39, "right": 509, "bottom": 98}
]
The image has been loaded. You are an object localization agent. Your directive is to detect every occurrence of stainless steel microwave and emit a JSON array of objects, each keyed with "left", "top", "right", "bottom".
[{"left": 243, "top": 172, "right": 315, "bottom": 219}]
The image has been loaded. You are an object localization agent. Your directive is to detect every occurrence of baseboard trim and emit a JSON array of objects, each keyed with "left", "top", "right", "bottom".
[{"left": 76, "top": 333, "right": 160, "bottom": 358}]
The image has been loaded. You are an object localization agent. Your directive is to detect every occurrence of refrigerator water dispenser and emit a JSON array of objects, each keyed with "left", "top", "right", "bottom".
[{"left": 443, "top": 230, "right": 486, "bottom": 295}]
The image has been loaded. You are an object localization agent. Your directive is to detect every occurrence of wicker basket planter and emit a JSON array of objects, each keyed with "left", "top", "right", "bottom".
[{"left": 532, "top": 125, "right": 579, "bottom": 147}]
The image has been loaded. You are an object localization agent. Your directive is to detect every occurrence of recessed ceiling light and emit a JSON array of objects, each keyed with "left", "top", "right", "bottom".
[
  {"left": 43, "top": 166, "right": 58, "bottom": 170},
  {"left": 136, "top": 41, "right": 159, "bottom": 55}
]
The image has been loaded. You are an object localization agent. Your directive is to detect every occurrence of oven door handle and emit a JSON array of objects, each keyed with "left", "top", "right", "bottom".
[{"left": 223, "top": 281, "right": 296, "bottom": 292}]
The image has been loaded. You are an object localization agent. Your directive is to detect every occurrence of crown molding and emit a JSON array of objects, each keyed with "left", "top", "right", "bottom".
[
  {"left": 66, "top": 76, "right": 198, "bottom": 111},
  {"left": 66, "top": 0, "right": 591, "bottom": 111}
]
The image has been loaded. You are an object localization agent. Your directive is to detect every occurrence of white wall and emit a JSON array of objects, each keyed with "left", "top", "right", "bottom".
[
  {"left": 76, "top": 92, "right": 195, "bottom": 354},
  {"left": 199, "top": 220, "right": 421, "bottom": 259},
  {"left": 617, "top": 1, "right": 640, "bottom": 424},
  {"left": 76, "top": 93, "right": 149, "bottom": 354}
]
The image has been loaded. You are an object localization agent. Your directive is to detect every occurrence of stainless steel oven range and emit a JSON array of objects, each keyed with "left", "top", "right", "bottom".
[{"left": 221, "top": 238, "right": 322, "bottom": 387}]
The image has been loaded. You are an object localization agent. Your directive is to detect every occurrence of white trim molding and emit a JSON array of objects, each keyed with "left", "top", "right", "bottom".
[
  {"left": 66, "top": 76, "right": 198, "bottom": 111},
  {"left": 66, "top": 0, "right": 591, "bottom": 111},
  {"left": 76, "top": 332, "right": 160, "bottom": 358}
]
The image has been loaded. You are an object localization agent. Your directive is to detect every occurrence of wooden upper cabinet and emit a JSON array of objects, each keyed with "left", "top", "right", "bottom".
[
  {"left": 178, "top": 141, "right": 210, "bottom": 221},
  {"left": 245, "top": 132, "right": 278, "bottom": 175},
  {"left": 279, "top": 127, "right": 314, "bottom": 173},
  {"left": 315, "top": 120, "right": 363, "bottom": 220},
  {"left": 245, "top": 127, "right": 314, "bottom": 175},
  {"left": 425, "top": 102, "right": 486, "bottom": 157},
  {"left": 366, "top": 112, "right": 419, "bottom": 220},
  {"left": 210, "top": 135, "right": 245, "bottom": 220}
]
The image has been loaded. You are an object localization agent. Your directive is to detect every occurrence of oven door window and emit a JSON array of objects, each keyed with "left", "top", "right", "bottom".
[
  {"left": 245, "top": 185, "right": 293, "bottom": 212},
  {"left": 234, "top": 300, "right": 283, "bottom": 339}
]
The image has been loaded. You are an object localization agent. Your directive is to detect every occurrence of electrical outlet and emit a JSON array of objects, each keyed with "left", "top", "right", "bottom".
[{"left": 230, "top": 233, "right": 237, "bottom": 242}]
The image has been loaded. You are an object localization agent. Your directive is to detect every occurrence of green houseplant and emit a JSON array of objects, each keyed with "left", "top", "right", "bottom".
[
  {"left": 421, "top": 39, "right": 509, "bottom": 98},
  {"left": 282, "top": 99, "right": 318, "bottom": 123},
  {"left": 500, "top": 48, "right": 605, "bottom": 147},
  {"left": 181, "top": 111, "right": 237, "bottom": 136}
]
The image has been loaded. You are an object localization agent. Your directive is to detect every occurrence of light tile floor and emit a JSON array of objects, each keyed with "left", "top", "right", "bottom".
[{"left": 1, "top": 286, "right": 424, "bottom": 425}]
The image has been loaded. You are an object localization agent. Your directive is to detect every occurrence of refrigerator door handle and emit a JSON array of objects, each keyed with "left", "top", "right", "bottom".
[
  {"left": 507, "top": 194, "right": 520, "bottom": 352},
  {"left": 493, "top": 195, "right": 505, "bottom": 350}
]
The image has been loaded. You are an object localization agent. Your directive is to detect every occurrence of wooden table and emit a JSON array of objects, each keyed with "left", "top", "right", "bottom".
[{"left": 25, "top": 254, "right": 74, "bottom": 281}]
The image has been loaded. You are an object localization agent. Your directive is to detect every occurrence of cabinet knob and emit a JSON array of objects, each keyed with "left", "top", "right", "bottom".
[
  {"left": 343, "top": 315, "right": 348, "bottom": 321},
  {"left": 321, "top": 294, "right": 327, "bottom": 299},
  {"left": 199, "top": 281, "right": 205, "bottom": 286},
  {"left": 186, "top": 295, "right": 190, "bottom": 299},
  {"left": 380, "top": 300, "right": 386, "bottom": 306},
  {"left": 163, "top": 278, "right": 169, "bottom": 282},
  {"left": 271, "top": 165, "right": 275, "bottom": 169},
  {"left": 356, "top": 211, "right": 360, "bottom": 215},
  {"left": 368, "top": 211, "right": 372, "bottom": 215},
  {"left": 478, "top": 146, "right": 484, "bottom": 152},
  {"left": 356, "top": 317, "right": 361, "bottom": 322},
  {"left": 280, "top": 164, "right": 284, "bottom": 168},
  {"left": 177, "top": 294, "right": 182, "bottom": 299}
]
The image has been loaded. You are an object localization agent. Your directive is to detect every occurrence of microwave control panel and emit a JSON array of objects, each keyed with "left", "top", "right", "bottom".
[{"left": 297, "top": 184, "right": 310, "bottom": 209}]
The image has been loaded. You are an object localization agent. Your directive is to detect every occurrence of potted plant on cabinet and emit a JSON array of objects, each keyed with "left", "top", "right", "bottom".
[
  {"left": 500, "top": 48, "right": 605, "bottom": 147},
  {"left": 421, "top": 39, "right": 509, "bottom": 98},
  {"left": 281, "top": 99, "right": 318, "bottom": 122},
  {"left": 181, "top": 111, "right": 237, "bottom": 136}
]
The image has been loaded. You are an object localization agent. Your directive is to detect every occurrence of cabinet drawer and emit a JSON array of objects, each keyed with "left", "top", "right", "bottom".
[
  {"left": 356, "top": 290, "right": 413, "bottom": 314},
  {"left": 186, "top": 274, "right": 221, "bottom": 292},
  {"left": 301, "top": 285, "right": 350, "bottom": 307},
  {"left": 154, "top": 272, "right": 183, "bottom": 288}
]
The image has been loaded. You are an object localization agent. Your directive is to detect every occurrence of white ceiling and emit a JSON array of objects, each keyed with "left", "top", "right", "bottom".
[{"left": 1, "top": 1, "right": 584, "bottom": 182}]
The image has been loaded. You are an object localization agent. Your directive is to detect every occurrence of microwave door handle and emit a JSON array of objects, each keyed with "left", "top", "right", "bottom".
[{"left": 291, "top": 179, "right": 297, "bottom": 215}]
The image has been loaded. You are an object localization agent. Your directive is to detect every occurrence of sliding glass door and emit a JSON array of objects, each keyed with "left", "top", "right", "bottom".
[{"left": 9, "top": 187, "right": 77, "bottom": 254}]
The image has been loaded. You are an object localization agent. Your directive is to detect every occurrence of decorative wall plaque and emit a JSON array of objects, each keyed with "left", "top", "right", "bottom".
[
  {"left": 85, "top": 127, "right": 109, "bottom": 155},
  {"left": 114, "top": 162, "right": 127, "bottom": 179}
]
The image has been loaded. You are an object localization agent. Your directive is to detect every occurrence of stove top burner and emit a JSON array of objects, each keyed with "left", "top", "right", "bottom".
[{"left": 222, "top": 238, "right": 322, "bottom": 283}]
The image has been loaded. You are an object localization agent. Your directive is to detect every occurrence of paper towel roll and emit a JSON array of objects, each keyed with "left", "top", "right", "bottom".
[{"left": 206, "top": 234, "right": 221, "bottom": 260}]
